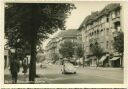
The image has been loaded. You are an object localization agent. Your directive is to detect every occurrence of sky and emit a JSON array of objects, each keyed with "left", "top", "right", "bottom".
[
  {"left": 43, "top": 1, "right": 117, "bottom": 49},
  {"left": 65, "top": 1, "right": 113, "bottom": 29}
]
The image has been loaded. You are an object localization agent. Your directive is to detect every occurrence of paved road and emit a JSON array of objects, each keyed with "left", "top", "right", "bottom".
[
  {"left": 36, "top": 64, "right": 123, "bottom": 84},
  {"left": 4, "top": 64, "right": 123, "bottom": 84}
]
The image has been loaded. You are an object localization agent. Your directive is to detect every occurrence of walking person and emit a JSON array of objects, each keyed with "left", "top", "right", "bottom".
[
  {"left": 22, "top": 57, "right": 28, "bottom": 75},
  {"left": 10, "top": 54, "right": 20, "bottom": 84}
]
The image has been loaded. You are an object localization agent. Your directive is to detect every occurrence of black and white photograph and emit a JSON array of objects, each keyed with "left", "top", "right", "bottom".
[{"left": 4, "top": 1, "right": 124, "bottom": 84}]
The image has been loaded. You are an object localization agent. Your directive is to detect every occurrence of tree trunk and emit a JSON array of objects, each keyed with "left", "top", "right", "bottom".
[
  {"left": 29, "top": 39, "right": 36, "bottom": 83},
  {"left": 121, "top": 53, "right": 123, "bottom": 68},
  {"left": 96, "top": 58, "right": 99, "bottom": 67}
]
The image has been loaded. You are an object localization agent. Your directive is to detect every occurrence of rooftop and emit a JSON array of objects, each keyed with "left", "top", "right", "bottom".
[
  {"left": 46, "top": 29, "right": 78, "bottom": 47},
  {"left": 78, "top": 3, "right": 121, "bottom": 30},
  {"left": 56, "top": 29, "right": 78, "bottom": 38}
]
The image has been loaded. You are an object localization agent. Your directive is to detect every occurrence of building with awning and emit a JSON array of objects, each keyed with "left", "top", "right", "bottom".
[
  {"left": 78, "top": 3, "right": 123, "bottom": 67},
  {"left": 99, "top": 56, "right": 107, "bottom": 63},
  {"left": 99, "top": 54, "right": 109, "bottom": 67},
  {"left": 110, "top": 57, "right": 120, "bottom": 61},
  {"left": 109, "top": 57, "right": 121, "bottom": 67}
]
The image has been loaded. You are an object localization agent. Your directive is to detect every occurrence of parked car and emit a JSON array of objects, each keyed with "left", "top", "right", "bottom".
[{"left": 61, "top": 60, "right": 77, "bottom": 74}]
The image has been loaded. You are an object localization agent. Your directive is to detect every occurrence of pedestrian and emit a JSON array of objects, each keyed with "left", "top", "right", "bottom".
[
  {"left": 10, "top": 54, "right": 20, "bottom": 84},
  {"left": 22, "top": 57, "right": 28, "bottom": 75}
]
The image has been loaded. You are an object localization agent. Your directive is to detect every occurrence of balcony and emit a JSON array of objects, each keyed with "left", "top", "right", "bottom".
[
  {"left": 112, "top": 29, "right": 121, "bottom": 37},
  {"left": 112, "top": 17, "right": 120, "bottom": 23}
]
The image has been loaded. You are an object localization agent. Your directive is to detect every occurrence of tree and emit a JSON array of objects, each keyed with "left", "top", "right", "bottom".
[
  {"left": 5, "top": 3, "right": 75, "bottom": 83},
  {"left": 75, "top": 44, "right": 84, "bottom": 58},
  {"left": 113, "top": 32, "right": 124, "bottom": 67},
  {"left": 75, "top": 43, "right": 84, "bottom": 67},
  {"left": 59, "top": 41, "right": 76, "bottom": 58},
  {"left": 113, "top": 32, "right": 124, "bottom": 54},
  {"left": 52, "top": 53, "right": 59, "bottom": 64},
  {"left": 90, "top": 42, "right": 104, "bottom": 67}
]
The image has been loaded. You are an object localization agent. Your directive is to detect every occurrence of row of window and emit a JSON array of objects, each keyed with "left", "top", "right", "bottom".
[
  {"left": 86, "top": 10, "right": 120, "bottom": 31},
  {"left": 85, "top": 28, "right": 110, "bottom": 38},
  {"left": 84, "top": 40, "right": 113, "bottom": 53}
]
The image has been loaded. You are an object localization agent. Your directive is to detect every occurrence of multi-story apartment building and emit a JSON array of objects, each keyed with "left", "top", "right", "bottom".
[
  {"left": 45, "top": 29, "right": 79, "bottom": 62},
  {"left": 78, "top": 3, "right": 123, "bottom": 67}
]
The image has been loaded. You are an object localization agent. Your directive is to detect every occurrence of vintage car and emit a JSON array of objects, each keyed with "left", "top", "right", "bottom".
[{"left": 61, "top": 60, "right": 77, "bottom": 74}]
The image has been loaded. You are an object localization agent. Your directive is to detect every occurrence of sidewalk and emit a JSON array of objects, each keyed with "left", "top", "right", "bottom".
[
  {"left": 84, "top": 66, "right": 123, "bottom": 71},
  {"left": 4, "top": 68, "right": 48, "bottom": 84}
]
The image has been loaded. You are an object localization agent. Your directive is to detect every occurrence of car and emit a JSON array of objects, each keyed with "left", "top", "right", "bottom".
[{"left": 61, "top": 61, "right": 77, "bottom": 74}]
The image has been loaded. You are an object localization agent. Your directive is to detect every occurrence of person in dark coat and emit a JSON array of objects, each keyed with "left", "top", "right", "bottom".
[
  {"left": 10, "top": 57, "right": 20, "bottom": 84},
  {"left": 22, "top": 58, "right": 28, "bottom": 75}
]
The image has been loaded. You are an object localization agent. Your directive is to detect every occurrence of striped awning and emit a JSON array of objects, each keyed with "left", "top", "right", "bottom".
[
  {"left": 110, "top": 57, "right": 120, "bottom": 61},
  {"left": 99, "top": 56, "right": 107, "bottom": 62}
]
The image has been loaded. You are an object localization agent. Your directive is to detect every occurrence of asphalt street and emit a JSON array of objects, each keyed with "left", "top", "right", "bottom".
[
  {"left": 36, "top": 64, "right": 123, "bottom": 84},
  {"left": 4, "top": 64, "right": 123, "bottom": 84}
]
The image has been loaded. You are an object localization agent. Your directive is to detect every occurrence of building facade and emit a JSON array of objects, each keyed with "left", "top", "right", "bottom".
[
  {"left": 45, "top": 37, "right": 58, "bottom": 61},
  {"left": 45, "top": 29, "right": 79, "bottom": 62},
  {"left": 78, "top": 3, "right": 123, "bottom": 67}
]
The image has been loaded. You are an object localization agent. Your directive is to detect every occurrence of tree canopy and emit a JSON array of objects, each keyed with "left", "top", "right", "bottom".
[
  {"left": 75, "top": 44, "right": 84, "bottom": 58},
  {"left": 89, "top": 41, "right": 104, "bottom": 67},
  {"left": 113, "top": 32, "right": 124, "bottom": 54},
  {"left": 5, "top": 3, "right": 75, "bottom": 47},
  {"left": 90, "top": 42, "right": 104, "bottom": 59},
  {"left": 59, "top": 41, "right": 76, "bottom": 58},
  {"left": 5, "top": 3, "right": 75, "bottom": 83}
]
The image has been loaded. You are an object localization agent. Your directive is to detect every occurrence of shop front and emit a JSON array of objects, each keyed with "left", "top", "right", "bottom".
[
  {"left": 99, "top": 54, "right": 109, "bottom": 67},
  {"left": 109, "top": 57, "right": 121, "bottom": 67}
]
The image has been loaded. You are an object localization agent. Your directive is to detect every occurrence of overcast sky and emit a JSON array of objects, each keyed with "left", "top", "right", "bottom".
[
  {"left": 65, "top": 1, "right": 114, "bottom": 29},
  {"left": 43, "top": 1, "right": 120, "bottom": 49}
]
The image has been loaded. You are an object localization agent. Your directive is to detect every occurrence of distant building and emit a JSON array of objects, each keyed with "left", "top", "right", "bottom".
[
  {"left": 45, "top": 29, "right": 81, "bottom": 61},
  {"left": 78, "top": 3, "right": 123, "bottom": 67},
  {"left": 45, "top": 37, "right": 58, "bottom": 61}
]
